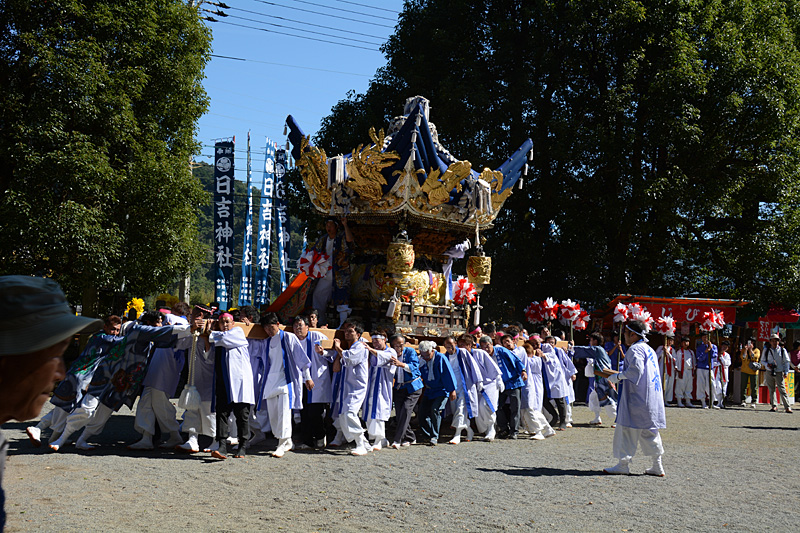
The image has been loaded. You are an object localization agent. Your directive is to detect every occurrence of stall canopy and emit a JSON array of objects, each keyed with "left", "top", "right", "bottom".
[{"left": 592, "top": 294, "right": 751, "bottom": 329}]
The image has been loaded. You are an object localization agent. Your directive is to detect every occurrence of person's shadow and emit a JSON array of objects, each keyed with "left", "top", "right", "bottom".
[{"left": 477, "top": 466, "right": 608, "bottom": 477}]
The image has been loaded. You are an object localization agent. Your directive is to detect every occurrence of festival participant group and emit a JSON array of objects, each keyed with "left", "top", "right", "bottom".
[{"left": 24, "top": 300, "right": 792, "bottom": 477}]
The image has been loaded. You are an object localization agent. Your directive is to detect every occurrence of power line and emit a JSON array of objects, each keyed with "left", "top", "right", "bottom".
[
  {"left": 334, "top": 0, "right": 399, "bottom": 14},
  {"left": 224, "top": 13, "right": 383, "bottom": 46},
  {"left": 228, "top": 5, "right": 387, "bottom": 41},
  {"left": 253, "top": 0, "right": 394, "bottom": 29},
  {"left": 203, "top": 112, "right": 286, "bottom": 128},
  {"left": 209, "top": 53, "right": 370, "bottom": 77},
  {"left": 286, "top": 0, "right": 397, "bottom": 22},
  {"left": 215, "top": 20, "right": 378, "bottom": 51}
]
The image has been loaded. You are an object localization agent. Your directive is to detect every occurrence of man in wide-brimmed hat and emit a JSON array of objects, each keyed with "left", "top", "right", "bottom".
[{"left": 0, "top": 275, "right": 103, "bottom": 530}]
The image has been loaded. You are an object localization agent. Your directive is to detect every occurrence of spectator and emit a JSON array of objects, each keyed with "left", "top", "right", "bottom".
[
  {"left": 0, "top": 275, "right": 103, "bottom": 530},
  {"left": 760, "top": 334, "right": 792, "bottom": 413}
]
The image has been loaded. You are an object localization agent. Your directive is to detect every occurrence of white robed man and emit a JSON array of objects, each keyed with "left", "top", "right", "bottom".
[
  {"left": 444, "top": 335, "right": 483, "bottom": 444},
  {"left": 540, "top": 341, "right": 569, "bottom": 430},
  {"left": 128, "top": 308, "right": 191, "bottom": 450},
  {"left": 177, "top": 307, "right": 218, "bottom": 453},
  {"left": 207, "top": 313, "right": 255, "bottom": 459},
  {"left": 470, "top": 334, "right": 503, "bottom": 441},
  {"left": 713, "top": 340, "right": 732, "bottom": 409},
  {"left": 655, "top": 335, "right": 676, "bottom": 406},
  {"left": 603, "top": 320, "right": 667, "bottom": 477},
  {"left": 250, "top": 312, "right": 313, "bottom": 458},
  {"left": 362, "top": 329, "right": 397, "bottom": 451},
  {"left": 520, "top": 338, "right": 555, "bottom": 439},
  {"left": 329, "top": 320, "right": 372, "bottom": 456},
  {"left": 546, "top": 336, "right": 577, "bottom": 427},
  {"left": 673, "top": 336, "right": 694, "bottom": 407}
]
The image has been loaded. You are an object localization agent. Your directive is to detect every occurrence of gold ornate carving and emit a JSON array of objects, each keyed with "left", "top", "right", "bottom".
[
  {"left": 480, "top": 167, "right": 513, "bottom": 212},
  {"left": 386, "top": 242, "right": 415, "bottom": 274},
  {"left": 467, "top": 255, "right": 492, "bottom": 286},
  {"left": 296, "top": 136, "right": 331, "bottom": 210},
  {"left": 345, "top": 128, "right": 400, "bottom": 206},
  {"left": 421, "top": 161, "right": 469, "bottom": 206}
]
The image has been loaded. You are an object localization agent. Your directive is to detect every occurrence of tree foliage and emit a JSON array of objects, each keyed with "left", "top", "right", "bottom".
[
  {"left": 315, "top": 0, "right": 800, "bottom": 317},
  {"left": 0, "top": 0, "right": 212, "bottom": 304}
]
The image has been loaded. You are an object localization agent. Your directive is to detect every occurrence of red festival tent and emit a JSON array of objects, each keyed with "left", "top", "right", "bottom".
[{"left": 592, "top": 294, "right": 750, "bottom": 329}]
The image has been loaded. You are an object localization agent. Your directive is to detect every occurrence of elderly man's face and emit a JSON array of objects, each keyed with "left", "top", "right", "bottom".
[
  {"left": 0, "top": 338, "right": 68, "bottom": 423},
  {"left": 420, "top": 349, "right": 433, "bottom": 362},
  {"left": 218, "top": 315, "right": 234, "bottom": 332},
  {"left": 479, "top": 340, "right": 493, "bottom": 352}
]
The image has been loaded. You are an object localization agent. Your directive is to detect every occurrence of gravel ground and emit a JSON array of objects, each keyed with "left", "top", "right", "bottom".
[{"left": 2, "top": 401, "right": 799, "bottom": 532}]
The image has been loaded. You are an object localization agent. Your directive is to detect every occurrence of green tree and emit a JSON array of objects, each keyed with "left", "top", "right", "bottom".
[
  {"left": 315, "top": 0, "right": 800, "bottom": 317},
  {"left": 0, "top": 0, "right": 211, "bottom": 310}
]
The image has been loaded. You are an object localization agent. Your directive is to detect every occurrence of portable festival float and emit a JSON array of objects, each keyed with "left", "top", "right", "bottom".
[{"left": 269, "top": 96, "right": 533, "bottom": 337}]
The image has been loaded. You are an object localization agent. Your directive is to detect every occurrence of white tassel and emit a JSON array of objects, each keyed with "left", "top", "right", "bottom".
[
  {"left": 528, "top": 148, "right": 534, "bottom": 161},
  {"left": 523, "top": 163, "right": 528, "bottom": 176},
  {"left": 518, "top": 177, "right": 524, "bottom": 189},
  {"left": 473, "top": 296, "right": 482, "bottom": 326},
  {"left": 386, "top": 289, "right": 398, "bottom": 318},
  {"left": 328, "top": 155, "right": 345, "bottom": 189}
]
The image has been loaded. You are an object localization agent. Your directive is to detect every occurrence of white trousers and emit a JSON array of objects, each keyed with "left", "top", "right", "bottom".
[
  {"left": 181, "top": 400, "right": 216, "bottom": 437},
  {"left": 252, "top": 408, "right": 271, "bottom": 434},
  {"left": 695, "top": 369, "right": 711, "bottom": 401},
  {"left": 366, "top": 419, "right": 385, "bottom": 441},
  {"left": 312, "top": 277, "right": 333, "bottom": 314},
  {"left": 82, "top": 402, "right": 114, "bottom": 438},
  {"left": 337, "top": 411, "right": 365, "bottom": 444},
  {"left": 134, "top": 387, "right": 179, "bottom": 436},
  {"left": 521, "top": 408, "right": 553, "bottom": 435},
  {"left": 266, "top": 392, "right": 292, "bottom": 440},
  {"left": 588, "top": 390, "right": 617, "bottom": 421},
  {"left": 613, "top": 425, "right": 664, "bottom": 461},
  {"left": 662, "top": 372, "right": 675, "bottom": 403},
  {"left": 474, "top": 396, "right": 497, "bottom": 434},
  {"left": 713, "top": 378, "right": 727, "bottom": 403},
  {"left": 56, "top": 395, "right": 101, "bottom": 441},
  {"left": 449, "top": 393, "right": 469, "bottom": 430},
  {"left": 673, "top": 373, "right": 693, "bottom": 401},
  {"left": 38, "top": 407, "right": 68, "bottom": 434}
]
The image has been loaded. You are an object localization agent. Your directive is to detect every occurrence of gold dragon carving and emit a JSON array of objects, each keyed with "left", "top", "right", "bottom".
[
  {"left": 296, "top": 136, "right": 331, "bottom": 210},
  {"left": 481, "top": 167, "right": 513, "bottom": 213},
  {"left": 421, "top": 160, "right": 469, "bottom": 206},
  {"left": 345, "top": 128, "right": 400, "bottom": 207}
]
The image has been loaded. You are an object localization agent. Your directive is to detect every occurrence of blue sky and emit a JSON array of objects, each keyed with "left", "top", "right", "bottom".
[{"left": 195, "top": 0, "right": 405, "bottom": 181}]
